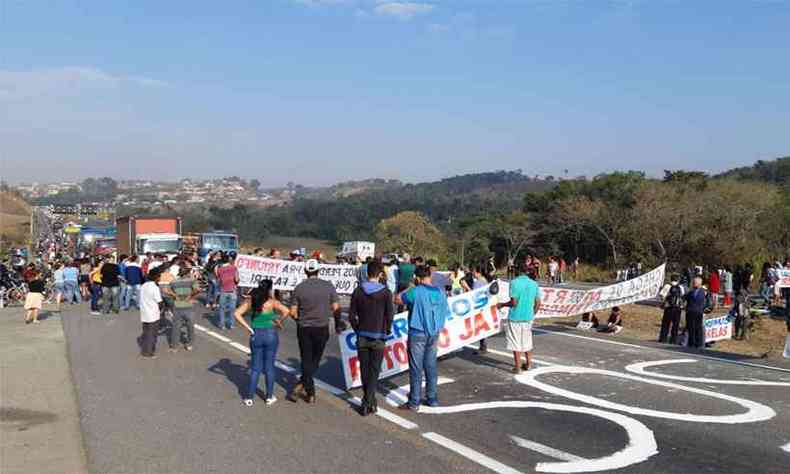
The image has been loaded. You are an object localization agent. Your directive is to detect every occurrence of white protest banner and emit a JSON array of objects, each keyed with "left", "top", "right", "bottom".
[
  {"left": 498, "top": 264, "right": 666, "bottom": 319},
  {"left": 235, "top": 254, "right": 360, "bottom": 294},
  {"left": 338, "top": 284, "right": 501, "bottom": 389},
  {"left": 776, "top": 269, "right": 790, "bottom": 289},
  {"left": 704, "top": 315, "right": 733, "bottom": 342}
]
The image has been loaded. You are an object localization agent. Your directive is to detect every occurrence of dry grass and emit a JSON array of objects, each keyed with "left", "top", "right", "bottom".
[
  {"left": 535, "top": 303, "right": 790, "bottom": 362},
  {"left": 0, "top": 192, "right": 31, "bottom": 249}
]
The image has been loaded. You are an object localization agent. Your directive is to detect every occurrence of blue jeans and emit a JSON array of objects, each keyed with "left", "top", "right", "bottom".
[
  {"left": 218, "top": 292, "right": 237, "bottom": 329},
  {"left": 64, "top": 281, "right": 81, "bottom": 304},
  {"left": 407, "top": 331, "right": 439, "bottom": 408},
  {"left": 119, "top": 282, "right": 128, "bottom": 308},
  {"left": 207, "top": 277, "right": 219, "bottom": 306},
  {"left": 123, "top": 284, "right": 141, "bottom": 310},
  {"left": 90, "top": 283, "right": 102, "bottom": 311},
  {"left": 102, "top": 286, "right": 120, "bottom": 314},
  {"left": 248, "top": 328, "right": 279, "bottom": 399}
]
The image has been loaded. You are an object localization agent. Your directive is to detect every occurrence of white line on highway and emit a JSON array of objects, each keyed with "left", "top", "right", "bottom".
[
  {"left": 625, "top": 359, "right": 790, "bottom": 386},
  {"left": 510, "top": 435, "right": 584, "bottom": 462},
  {"left": 384, "top": 377, "right": 456, "bottom": 407},
  {"left": 533, "top": 328, "right": 790, "bottom": 374},
  {"left": 423, "top": 432, "right": 526, "bottom": 474},
  {"left": 468, "top": 345, "right": 555, "bottom": 367},
  {"left": 517, "top": 366, "right": 776, "bottom": 424}
]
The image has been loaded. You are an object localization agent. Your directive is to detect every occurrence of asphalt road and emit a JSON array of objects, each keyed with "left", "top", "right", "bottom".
[{"left": 60, "top": 302, "right": 790, "bottom": 474}]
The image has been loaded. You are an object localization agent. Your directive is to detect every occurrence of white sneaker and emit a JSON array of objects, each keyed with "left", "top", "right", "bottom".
[
  {"left": 264, "top": 396, "right": 277, "bottom": 406},
  {"left": 243, "top": 399, "right": 254, "bottom": 407}
]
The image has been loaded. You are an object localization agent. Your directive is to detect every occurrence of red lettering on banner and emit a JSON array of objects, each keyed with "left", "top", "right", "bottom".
[
  {"left": 474, "top": 312, "right": 491, "bottom": 335},
  {"left": 438, "top": 328, "right": 451, "bottom": 348},
  {"left": 349, "top": 356, "right": 360, "bottom": 382},
  {"left": 490, "top": 306, "right": 499, "bottom": 328},
  {"left": 459, "top": 318, "right": 474, "bottom": 341},
  {"left": 542, "top": 288, "right": 556, "bottom": 300},
  {"left": 383, "top": 345, "right": 394, "bottom": 369},
  {"left": 554, "top": 290, "right": 569, "bottom": 304},
  {"left": 393, "top": 342, "right": 408, "bottom": 364}
]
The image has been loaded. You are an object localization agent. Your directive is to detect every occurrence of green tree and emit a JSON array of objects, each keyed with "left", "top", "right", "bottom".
[{"left": 375, "top": 211, "right": 446, "bottom": 259}]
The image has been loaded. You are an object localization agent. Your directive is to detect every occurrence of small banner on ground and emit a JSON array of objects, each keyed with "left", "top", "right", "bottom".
[
  {"left": 704, "top": 315, "right": 733, "bottom": 343},
  {"left": 338, "top": 264, "right": 666, "bottom": 389},
  {"left": 235, "top": 254, "right": 360, "bottom": 294}
]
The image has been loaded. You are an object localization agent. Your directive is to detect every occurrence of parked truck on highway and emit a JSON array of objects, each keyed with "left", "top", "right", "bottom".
[
  {"left": 116, "top": 216, "right": 182, "bottom": 257},
  {"left": 182, "top": 231, "right": 239, "bottom": 264}
]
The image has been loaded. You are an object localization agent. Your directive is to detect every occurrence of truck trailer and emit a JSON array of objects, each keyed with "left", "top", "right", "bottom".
[{"left": 116, "top": 216, "right": 182, "bottom": 257}]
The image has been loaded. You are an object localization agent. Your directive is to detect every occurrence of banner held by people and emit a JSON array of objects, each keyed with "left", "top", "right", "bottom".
[{"left": 235, "top": 254, "right": 359, "bottom": 294}]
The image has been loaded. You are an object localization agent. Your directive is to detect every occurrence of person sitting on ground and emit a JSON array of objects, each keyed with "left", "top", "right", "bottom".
[
  {"left": 580, "top": 312, "right": 599, "bottom": 329},
  {"left": 598, "top": 307, "right": 623, "bottom": 334}
]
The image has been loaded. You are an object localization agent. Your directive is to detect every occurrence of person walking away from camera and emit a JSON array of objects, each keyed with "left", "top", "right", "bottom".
[
  {"left": 349, "top": 261, "right": 394, "bottom": 416},
  {"left": 100, "top": 256, "right": 121, "bottom": 315},
  {"left": 384, "top": 258, "right": 399, "bottom": 297},
  {"left": 89, "top": 260, "right": 104, "bottom": 315},
  {"left": 471, "top": 266, "right": 492, "bottom": 354},
  {"left": 659, "top": 275, "right": 685, "bottom": 344},
  {"left": 140, "top": 268, "right": 164, "bottom": 359},
  {"left": 684, "top": 277, "right": 708, "bottom": 349},
  {"left": 122, "top": 256, "right": 144, "bottom": 311},
  {"left": 53, "top": 263, "right": 65, "bottom": 312},
  {"left": 24, "top": 271, "right": 45, "bottom": 324},
  {"left": 215, "top": 255, "right": 239, "bottom": 331},
  {"left": 288, "top": 259, "right": 345, "bottom": 404},
  {"left": 497, "top": 263, "right": 541, "bottom": 373},
  {"left": 235, "top": 279, "right": 290, "bottom": 407},
  {"left": 396, "top": 255, "right": 416, "bottom": 312},
  {"left": 163, "top": 266, "right": 201, "bottom": 352},
  {"left": 396, "top": 266, "right": 450, "bottom": 411}
]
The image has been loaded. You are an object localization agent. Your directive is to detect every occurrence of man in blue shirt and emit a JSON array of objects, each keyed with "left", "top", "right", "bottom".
[
  {"left": 395, "top": 265, "right": 450, "bottom": 411},
  {"left": 684, "top": 277, "right": 709, "bottom": 349},
  {"left": 498, "top": 263, "right": 541, "bottom": 373},
  {"left": 62, "top": 262, "right": 81, "bottom": 304}
]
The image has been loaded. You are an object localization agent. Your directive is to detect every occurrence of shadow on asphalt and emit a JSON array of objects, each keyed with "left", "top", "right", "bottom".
[{"left": 208, "top": 357, "right": 294, "bottom": 400}]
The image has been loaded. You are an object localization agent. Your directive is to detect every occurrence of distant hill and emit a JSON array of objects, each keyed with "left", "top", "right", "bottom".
[
  {"left": 0, "top": 190, "right": 31, "bottom": 249},
  {"left": 717, "top": 156, "right": 790, "bottom": 185}
]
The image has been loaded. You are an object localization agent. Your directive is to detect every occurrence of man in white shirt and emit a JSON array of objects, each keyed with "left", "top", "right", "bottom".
[{"left": 140, "top": 268, "right": 164, "bottom": 359}]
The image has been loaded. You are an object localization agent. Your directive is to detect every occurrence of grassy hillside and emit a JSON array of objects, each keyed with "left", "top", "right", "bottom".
[{"left": 0, "top": 191, "right": 31, "bottom": 250}]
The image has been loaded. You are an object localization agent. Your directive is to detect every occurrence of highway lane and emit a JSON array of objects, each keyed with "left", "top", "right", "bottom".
[{"left": 62, "top": 303, "right": 790, "bottom": 473}]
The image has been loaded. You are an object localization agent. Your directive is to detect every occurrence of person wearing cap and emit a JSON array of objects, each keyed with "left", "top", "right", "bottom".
[
  {"left": 288, "top": 259, "right": 345, "bottom": 403},
  {"left": 497, "top": 263, "right": 541, "bottom": 373}
]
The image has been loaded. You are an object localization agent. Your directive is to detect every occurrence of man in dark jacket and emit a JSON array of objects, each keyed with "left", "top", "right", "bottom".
[
  {"left": 684, "top": 277, "right": 708, "bottom": 349},
  {"left": 348, "top": 261, "right": 394, "bottom": 416}
]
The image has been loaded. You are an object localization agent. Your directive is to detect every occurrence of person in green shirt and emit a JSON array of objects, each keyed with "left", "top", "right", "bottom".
[
  {"left": 497, "top": 262, "right": 541, "bottom": 374},
  {"left": 162, "top": 266, "right": 201, "bottom": 352},
  {"left": 396, "top": 255, "right": 416, "bottom": 312},
  {"left": 234, "top": 279, "right": 291, "bottom": 407}
]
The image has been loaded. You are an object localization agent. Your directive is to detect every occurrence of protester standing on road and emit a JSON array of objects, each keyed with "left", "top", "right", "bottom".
[
  {"left": 24, "top": 271, "right": 45, "bottom": 324},
  {"left": 658, "top": 275, "right": 685, "bottom": 344},
  {"left": 396, "top": 265, "right": 450, "bottom": 411},
  {"left": 348, "top": 261, "right": 394, "bottom": 416},
  {"left": 53, "top": 263, "right": 65, "bottom": 312},
  {"left": 139, "top": 268, "right": 164, "bottom": 359},
  {"left": 684, "top": 277, "right": 708, "bottom": 349},
  {"left": 396, "top": 255, "right": 416, "bottom": 312},
  {"left": 235, "top": 279, "right": 290, "bottom": 407},
  {"left": 384, "top": 258, "right": 399, "bottom": 296},
  {"left": 471, "top": 266, "right": 492, "bottom": 355},
  {"left": 64, "top": 261, "right": 81, "bottom": 305},
  {"left": 215, "top": 255, "right": 239, "bottom": 331},
  {"left": 288, "top": 259, "right": 344, "bottom": 404},
  {"left": 100, "top": 256, "right": 121, "bottom": 315},
  {"left": 163, "top": 266, "right": 201, "bottom": 352},
  {"left": 89, "top": 260, "right": 104, "bottom": 315},
  {"left": 497, "top": 264, "right": 541, "bottom": 373},
  {"left": 122, "top": 255, "right": 144, "bottom": 311}
]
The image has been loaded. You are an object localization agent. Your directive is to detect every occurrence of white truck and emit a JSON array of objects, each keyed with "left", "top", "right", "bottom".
[{"left": 338, "top": 241, "right": 375, "bottom": 262}]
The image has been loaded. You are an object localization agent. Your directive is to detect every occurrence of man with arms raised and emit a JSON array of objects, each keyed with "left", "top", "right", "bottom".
[{"left": 498, "top": 263, "right": 541, "bottom": 373}]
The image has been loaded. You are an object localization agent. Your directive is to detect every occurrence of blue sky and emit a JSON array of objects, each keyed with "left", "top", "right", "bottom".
[{"left": 1, "top": 0, "right": 789, "bottom": 185}]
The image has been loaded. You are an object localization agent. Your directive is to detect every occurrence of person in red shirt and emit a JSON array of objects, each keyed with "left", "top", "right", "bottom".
[
  {"left": 709, "top": 269, "right": 721, "bottom": 309},
  {"left": 215, "top": 254, "right": 240, "bottom": 330}
]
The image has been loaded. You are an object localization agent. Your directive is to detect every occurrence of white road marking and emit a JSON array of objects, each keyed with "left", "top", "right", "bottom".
[
  {"left": 422, "top": 432, "right": 526, "bottom": 474},
  {"left": 194, "top": 325, "right": 420, "bottom": 432},
  {"left": 468, "top": 345, "right": 556, "bottom": 367},
  {"left": 384, "top": 377, "right": 456, "bottom": 407},
  {"left": 625, "top": 359, "right": 790, "bottom": 386},
  {"left": 533, "top": 327, "right": 790, "bottom": 374},
  {"left": 422, "top": 402, "right": 658, "bottom": 473},
  {"left": 510, "top": 435, "right": 584, "bottom": 462},
  {"left": 781, "top": 442, "right": 790, "bottom": 453},
  {"left": 517, "top": 366, "right": 776, "bottom": 424}
]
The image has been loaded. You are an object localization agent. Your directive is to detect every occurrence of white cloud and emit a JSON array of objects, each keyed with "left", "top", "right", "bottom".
[
  {"left": 292, "top": 0, "right": 355, "bottom": 6},
  {"left": 374, "top": 2, "right": 434, "bottom": 20},
  {"left": 0, "top": 66, "right": 167, "bottom": 101}
]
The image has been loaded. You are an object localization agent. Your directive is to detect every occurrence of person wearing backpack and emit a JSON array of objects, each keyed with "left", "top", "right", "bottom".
[
  {"left": 658, "top": 275, "right": 685, "bottom": 344},
  {"left": 395, "top": 265, "right": 450, "bottom": 412}
]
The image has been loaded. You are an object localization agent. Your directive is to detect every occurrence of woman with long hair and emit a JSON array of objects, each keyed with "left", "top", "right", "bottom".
[{"left": 234, "top": 279, "right": 290, "bottom": 407}]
